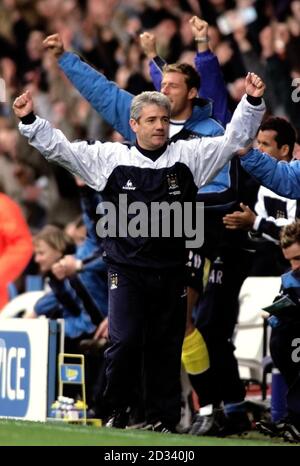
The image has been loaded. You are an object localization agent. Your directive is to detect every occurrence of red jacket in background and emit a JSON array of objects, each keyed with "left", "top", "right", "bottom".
[{"left": 0, "top": 193, "right": 33, "bottom": 309}]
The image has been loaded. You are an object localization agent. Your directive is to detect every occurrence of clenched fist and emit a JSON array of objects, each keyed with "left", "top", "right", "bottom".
[
  {"left": 43, "top": 33, "right": 65, "bottom": 58},
  {"left": 13, "top": 91, "right": 33, "bottom": 118},
  {"left": 245, "top": 72, "right": 266, "bottom": 98},
  {"left": 140, "top": 32, "right": 157, "bottom": 59}
]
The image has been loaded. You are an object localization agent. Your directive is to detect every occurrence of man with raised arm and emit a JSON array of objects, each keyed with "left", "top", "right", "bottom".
[
  {"left": 13, "top": 77, "right": 265, "bottom": 433},
  {"left": 141, "top": 16, "right": 231, "bottom": 127},
  {"left": 43, "top": 20, "right": 240, "bottom": 433},
  {"left": 43, "top": 23, "right": 225, "bottom": 143}
]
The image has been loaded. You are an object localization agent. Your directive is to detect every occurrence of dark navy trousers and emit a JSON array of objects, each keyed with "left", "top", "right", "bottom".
[{"left": 103, "top": 264, "right": 187, "bottom": 428}]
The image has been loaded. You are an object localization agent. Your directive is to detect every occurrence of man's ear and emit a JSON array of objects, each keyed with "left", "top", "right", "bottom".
[
  {"left": 280, "top": 143, "right": 290, "bottom": 160},
  {"left": 187, "top": 87, "right": 198, "bottom": 100},
  {"left": 129, "top": 118, "right": 138, "bottom": 134}
]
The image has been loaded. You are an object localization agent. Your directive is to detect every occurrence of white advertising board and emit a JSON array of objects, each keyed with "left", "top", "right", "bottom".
[{"left": 0, "top": 318, "right": 49, "bottom": 421}]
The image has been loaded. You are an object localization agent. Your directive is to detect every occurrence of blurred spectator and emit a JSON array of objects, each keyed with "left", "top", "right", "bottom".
[
  {"left": 27, "top": 225, "right": 97, "bottom": 340},
  {"left": 0, "top": 191, "right": 33, "bottom": 309}
]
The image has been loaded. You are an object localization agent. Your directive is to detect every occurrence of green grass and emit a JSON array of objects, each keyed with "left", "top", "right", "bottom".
[{"left": 0, "top": 419, "right": 289, "bottom": 446}]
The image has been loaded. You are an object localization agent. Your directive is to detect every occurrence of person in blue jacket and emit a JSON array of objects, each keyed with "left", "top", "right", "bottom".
[
  {"left": 35, "top": 184, "right": 108, "bottom": 327},
  {"left": 139, "top": 16, "right": 236, "bottom": 207},
  {"left": 141, "top": 16, "right": 231, "bottom": 127},
  {"left": 53, "top": 182, "right": 108, "bottom": 324},
  {"left": 43, "top": 27, "right": 225, "bottom": 138},
  {"left": 43, "top": 19, "right": 236, "bottom": 211},
  {"left": 256, "top": 221, "right": 300, "bottom": 443},
  {"left": 31, "top": 221, "right": 107, "bottom": 410},
  {"left": 223, "top": 117, "right": 299, "bottom": 277}
]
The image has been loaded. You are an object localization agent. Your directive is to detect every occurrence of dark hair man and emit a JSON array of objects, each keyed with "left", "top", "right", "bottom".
[
  {"left": 241, "top": 120, "right": 300, "bottom": 199},
  {"left": 224, "top": 117, "right": 298, "bottom": 276}
]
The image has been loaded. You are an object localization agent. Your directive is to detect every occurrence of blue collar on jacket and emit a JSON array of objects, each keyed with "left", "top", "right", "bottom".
[{"left": 184, "top": 98, "right": 223, "bottom": 136}]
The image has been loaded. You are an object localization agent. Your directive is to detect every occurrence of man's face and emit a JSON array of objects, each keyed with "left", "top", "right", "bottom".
[
  {"left": 256, "top": 129, "right": 288, "bottom": 160},
  {"left": 161, "top": 72, "right": 195, "bottom": 120},
  {"left": 130, "top": 104, "right": 169, "bottom": 150},
  {"left": 283, "top": 242, "right": 300, "bottom": 277}
]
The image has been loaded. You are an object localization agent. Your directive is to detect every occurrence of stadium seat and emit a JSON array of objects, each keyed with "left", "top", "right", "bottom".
[
  {"left": 234, "top": 276, "right": 281, "bottom": 394},
  {"left": 4, "top": 275, "right": 45, "bottom": 318},
  {"left": 25, "top": 274, "right": 43, "bottom": 292},
  {"left": 8, "top": 282, "right": 18, "bottom": 300}
]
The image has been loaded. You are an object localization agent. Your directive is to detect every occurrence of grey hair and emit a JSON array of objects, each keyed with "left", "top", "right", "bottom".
[{"left": 130, "top": 91, "right": 171, "bottom": 121}]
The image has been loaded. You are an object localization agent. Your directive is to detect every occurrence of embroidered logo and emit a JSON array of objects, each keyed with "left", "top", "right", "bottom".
[
  {"left": 110, "top": 273, "right": 118, "bottom": 290},
  {"left": 122, "top": 179, "right": 136, "bottom": 190},
  {"left": 276, "top": 209, "right": 285, "bottom": 219},
  {"left": 167, "top": 174, "right": 181, "bottom": 195}
]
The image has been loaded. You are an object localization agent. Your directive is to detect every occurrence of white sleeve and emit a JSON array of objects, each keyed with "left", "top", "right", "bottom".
[
  {"left": 19, "top": 117, "right": 114, "bottom": 191},
  {"left": 262, "top": 201, "right": 297, "bottom": 228},
  {"left": 181, "top": 94, "right": 265, "bottom": 187},
  {"left": 255, "top": 187, "right": 297, "bottom": 227},
  {"left": 253, "top": 187, "right": 297, "bottom": 243},
  {"left": 254, "top": 187, "right": 268, "bottom": 219}
]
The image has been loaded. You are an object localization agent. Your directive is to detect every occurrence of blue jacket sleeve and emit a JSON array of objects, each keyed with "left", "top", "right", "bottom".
[
  {"left": 58, "top": 52, "right": 135, "bottom": 141},
  {"left": 34, "top": 291, "right": 62, "bottom": 317},
  {"left": 76, "top": 187, "right": 104, "bottom": 260},
  {"left": 149, "top": 56, "right": 166, "bottom": 91},
  {"left": 80, "top": 254, "right": 107, "bottom": 272},
  {"left": 241, "top": 149, "right": 300, "bottom": 199},
  {"left": 194, "top": 51, "right": 231, "bottom": 126},
  {"left": 49, "top": 277, "right": 83, "bottom": 316}
]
